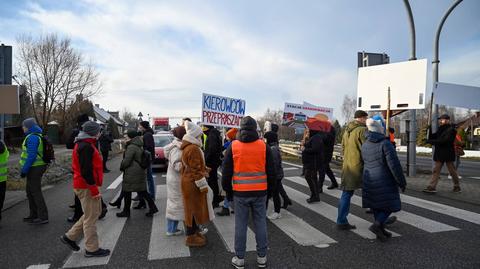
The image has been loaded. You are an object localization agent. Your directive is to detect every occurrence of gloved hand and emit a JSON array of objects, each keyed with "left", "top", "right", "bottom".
[
  {"left": 20, "top": 172, "right": 27, "bottom": 178},
  {"left": 401, "top": 186, "right": 406, "bottom": 193}
]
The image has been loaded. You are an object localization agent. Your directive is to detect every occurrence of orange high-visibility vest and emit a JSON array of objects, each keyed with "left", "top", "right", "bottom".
[{"left": 232, "top": 139, "right": 267, "bottom": 192}]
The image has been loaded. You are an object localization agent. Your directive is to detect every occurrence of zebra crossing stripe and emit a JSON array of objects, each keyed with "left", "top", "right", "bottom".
[
  {"left": 320, "top": 172, "right": 480, "bottom": 227},
  {"left": 62, "top": 208, "right": 128, "bottom": 268},
  {"left": 212, "top": 211, "right": 257, "bottom": 253},
  {"left": 148, "top": 185, "right": 190, "bottom": 260},
  {"left": 283, "top": 167, "right": 299, "bottom": 171},
  {"left": 282, "top": 183, "right": 400, "bottom": 240},
  {"left": 267, "top": 201, "right": 337, "bottom": 247},
  {"left": 309, "top": 178, "right": 460, "bottom": 233},
  {"left": 26, "top": 265, "right": 50, "bottom": 269},
  {"left": 282, "top": 161, "right": 303, "bottom": 169},
  {"left": 107, "top": 173, "right": 123, "bottom": 190}
]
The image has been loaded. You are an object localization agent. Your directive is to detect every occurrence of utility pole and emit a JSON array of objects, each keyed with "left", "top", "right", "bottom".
[{"left": 402, "top": 0, "right": 417, "bottom": 176}]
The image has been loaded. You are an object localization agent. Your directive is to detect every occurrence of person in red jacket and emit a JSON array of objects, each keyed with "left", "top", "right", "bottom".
[{"left": 60, "top": 121, "right": 111, "bottom": 258}]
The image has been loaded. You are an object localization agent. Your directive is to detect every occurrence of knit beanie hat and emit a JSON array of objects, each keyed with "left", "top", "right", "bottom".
[
  {"left": 172, "top": 126, "right": 186, "bottom": 140},
  {"left": 240, "top": 116, "right": 257, "bottom": 131},
  {"left": 226, "top": 128, "right": 238, "bottom": 141},
  {"left": 366, "top": 118, "right": 385, "bottom": 135},
  {"left": 127, "top": 129, "right": 140, "bottom": 139},
  {"left": 22, "top": 118, "right": 37, "bottom": 129},
  {"left": 82, "top": 121, "right": 101, "bottom": 136},
  {"left": 185, "top": 121, "right": 203, "bottom": 138},
  {"left": 354, "top": 110, "right": 368, "bottom": 119}
]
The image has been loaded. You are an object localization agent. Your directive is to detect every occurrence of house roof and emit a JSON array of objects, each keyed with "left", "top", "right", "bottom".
[{"left": 93, "top": 105, "right": 126, "bottom": 126}]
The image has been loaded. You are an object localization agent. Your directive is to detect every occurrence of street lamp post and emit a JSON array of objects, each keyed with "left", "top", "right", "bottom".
[
  {"left": 402, "top": 0, "right": 417, "bottom": 176},
  {"left": 431, "top": 0, "right": 464, "bottom": 132}
]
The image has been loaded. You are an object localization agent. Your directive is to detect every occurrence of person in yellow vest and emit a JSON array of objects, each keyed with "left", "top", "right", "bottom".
[
  {"left": 222, "top": 116, "right": 276, "bottom": 269},
  {"left": 20, "top": 118, "right": 49, "bottom": 225},
  {"left": 0, "top": 140, "right": 9, "bottom": 222}
]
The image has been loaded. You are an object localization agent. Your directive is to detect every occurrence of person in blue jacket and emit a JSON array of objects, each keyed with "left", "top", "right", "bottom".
[
  {"left": 361, "top": 117, "right": 406, "bottom": 242},
  {"left": 20, "top": 118, "right": 49, "bottom": 225}
]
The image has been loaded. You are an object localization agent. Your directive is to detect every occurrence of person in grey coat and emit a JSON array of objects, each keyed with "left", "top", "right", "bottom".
[
  {"left": 361, "top": 118, "right": 406, "bottom": 242},
  {"left": 116, "top": 130, "right": 158, "bottom": 218}
]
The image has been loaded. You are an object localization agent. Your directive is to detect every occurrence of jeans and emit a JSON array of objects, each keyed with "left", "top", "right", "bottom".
[
  {"left": 234, "top": 195, "right": 268, "bottom": 259},
  {"left": 167, "top": 218, "right": 179, "bottom": 233},
  {"left": 146, "top": 165, "right": 156, "bottom": 199},
  {"left": 223, "top": 197, "right": 230, "bottom": 209},
  {"left": 373, "top": 210, "right": 392, "bottom": 225},
  {"left": 337, "top": 190, "right": 354, "bottom": 225}
]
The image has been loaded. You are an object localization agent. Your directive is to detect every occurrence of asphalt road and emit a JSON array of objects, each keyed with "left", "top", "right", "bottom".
[
  {"left": 1, "top": 156, "right": 480, "bottom": 268},
  {"left": 397, "top": 154, "right": 480, "bottom": 178}
]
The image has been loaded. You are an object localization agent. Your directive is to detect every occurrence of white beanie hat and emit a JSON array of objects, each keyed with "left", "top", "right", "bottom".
[
  {"left": 366, "top": 118, "right": 385, "bottom": 135},
  {"left": 185, "top": 121, "right": 203, "bottom": 138}
]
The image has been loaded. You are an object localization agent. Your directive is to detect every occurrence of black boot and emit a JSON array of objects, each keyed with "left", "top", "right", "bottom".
[
  {"left": 281, "top": 198, "right": 292, "bottom": 209},
  {"left": 146, "top": 205, "right": 159, "bottom": 217},
  {"left": 109, "top": 201, "right": 121, "bottom": 209},
  {"left": 327, "top": 183, "right": 338, "bottom": 190},
  {"left": 369, "top": 222, "right": 387, "bottom": 242},
  {"left": 216, "top": 207, "right": 230, "bottom": 216},
  {"left": 116, "top": 210, "right": 130, "bottom": 218},
  {"left": 381, "top": 224, "right": 392, "bottom": 238},
  {"left": 134, "top": 201, "right": 146, "bottom": 209}
]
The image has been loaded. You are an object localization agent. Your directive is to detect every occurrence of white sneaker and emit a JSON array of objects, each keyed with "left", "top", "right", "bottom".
[
  {"left": 166, "top": 229, "right": 183, "bottom": 236},
  {"left": 231, "top": 256, "right": 245, "bottom": 269},
  {"left": 267, "top": 212, "right": 281, "bottom": 220},
  {"left": 257, "top": 255, "right": 267, "bottom": 268}
]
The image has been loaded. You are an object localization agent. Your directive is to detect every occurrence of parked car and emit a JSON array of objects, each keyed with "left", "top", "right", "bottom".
[{"left": 152, "top": 133, "right": 173, "bottom": 170}]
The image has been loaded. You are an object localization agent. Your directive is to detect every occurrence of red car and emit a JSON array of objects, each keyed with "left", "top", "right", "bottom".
[{"left": 152, "top": 133, "right": 173, "bottom": 170}]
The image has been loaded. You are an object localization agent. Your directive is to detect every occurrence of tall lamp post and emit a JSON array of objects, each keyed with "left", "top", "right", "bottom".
[
  {"left": 431, "top": 0, "right": 463, "bottom": 132},
  {"left": 402, "top": 0, "right": 417, "bottom": 176}
]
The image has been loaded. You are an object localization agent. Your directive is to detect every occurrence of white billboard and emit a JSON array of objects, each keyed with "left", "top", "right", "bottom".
[
  {"left": 434, "top": 82, "right": 480, "bottom": 110},
  {"left": 356, "top": 59, "right": 427, "bottom": 111}
]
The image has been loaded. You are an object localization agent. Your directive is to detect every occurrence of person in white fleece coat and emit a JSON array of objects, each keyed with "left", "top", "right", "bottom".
[{"left": 164, "top": 126, "right": 186, "bottom": 236}]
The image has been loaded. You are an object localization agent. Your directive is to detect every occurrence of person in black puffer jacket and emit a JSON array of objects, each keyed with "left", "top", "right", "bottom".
[
  {"left": 203, "top": 125, "right": 223, "bottom": 207},
  {"left": 361, "top": 118, "right": 406, "bottom": 242},
  {"left": 423, "top": 114, "right": 461, "bottom": 193},
  {"left": 302, "top": 129, "right": 325, "bottom": 203}
]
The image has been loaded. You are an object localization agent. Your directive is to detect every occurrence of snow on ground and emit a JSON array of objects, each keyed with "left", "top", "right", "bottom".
[{"left": 396, "top": 146, "right": 480, "bottom": 158}]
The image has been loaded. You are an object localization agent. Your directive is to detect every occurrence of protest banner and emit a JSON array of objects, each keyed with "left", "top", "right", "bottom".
[
  {"left": 202, "top": 93, "right": 246, "bottom": 128},
  {"left": 282, "top": 102, "right": 333, "bottom": 128}
]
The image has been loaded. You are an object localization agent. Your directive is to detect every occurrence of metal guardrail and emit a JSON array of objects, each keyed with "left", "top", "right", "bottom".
[{"left": 279, "top": 143, "right": 344, "bottom": 162}]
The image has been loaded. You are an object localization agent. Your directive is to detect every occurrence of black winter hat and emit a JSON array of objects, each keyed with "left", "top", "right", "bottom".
[
  {"left": 140, "top": 121, "right": 150, "bottom": 129},
  {"left": 77, "top": 114, "right": 90, "bottom": 125},
  {"left": 127, "top": 129, "right": 140, "bottom": 139},
  {"left": 354, "top": 110, "right": 368, "bottom": 119},
  {"left": 271, "top": 123, "right": 279, "bottom": 133},
  {"left": 264, "top": 131, "right": 278, "bottom": 145},
  {"left": 240, "top": 116, "right": 257, "bottom": 131},
  {"left": 438, "top": 114, "right": 450, "bottom": 120}
]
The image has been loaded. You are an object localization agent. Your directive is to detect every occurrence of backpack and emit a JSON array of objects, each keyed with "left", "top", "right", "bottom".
[
  {"left": 137, "top": 149, "right": 152, "bottom": 169},
  {"left": 32, "top": 133, "right": 55, "bottom": 164}
]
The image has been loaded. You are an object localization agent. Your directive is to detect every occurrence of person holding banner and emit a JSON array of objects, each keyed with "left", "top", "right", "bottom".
[{"left": 202, "top": 125, "right": 224, "bottom": 208}]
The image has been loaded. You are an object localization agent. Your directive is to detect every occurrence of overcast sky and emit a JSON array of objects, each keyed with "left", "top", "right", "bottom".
[{"left": 1, "top": 0, "right": 479, "bottom": 123}]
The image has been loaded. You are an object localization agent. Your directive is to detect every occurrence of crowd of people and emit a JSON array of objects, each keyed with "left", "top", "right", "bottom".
[{"left": 0, "top": 109, "right": 466, "bottom": 268}]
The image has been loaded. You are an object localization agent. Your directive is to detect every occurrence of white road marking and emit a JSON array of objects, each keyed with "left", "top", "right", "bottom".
[
  {"left": 310, "top": 177, "right": 459, "bottom": 233},
  {"left": 267, "top": 201, "right": 337, "bottom": 247},
  {"left": 62, "top": 208, "right": 128, "bottom": 268},
  {"left": 282, "top": 161, "right": 303, "bottom": 169},
  {"left": 107, "top": 174, "right": 123, "bottom": 190},
  {"left": 26, "top": 265, "right": 50, "bottom": 269},
  {"left": 470, "top": 177, "right": 480, "bottom": 180},
  {"left": 148, "top": 185, "right": 190, "bottom": 260},
  {"left": 324, "top": 173, "right": 480, "bottom": 227},
  {"left": 283, "top": 167, "right": 299, "bottom": 171},
  {"left": 282, "top": 182, "right": 399, "bottom": 240},
  {"left": 212, "top": 212, "right": 257, "bottom": 253}
]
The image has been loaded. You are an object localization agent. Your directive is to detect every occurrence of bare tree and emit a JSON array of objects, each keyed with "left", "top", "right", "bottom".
[
  {"left": 16, "top": 34, "right": 101, "bottom": 129},
  {"left": 341, "top": 94, "right": 357, "bottom": 124}
]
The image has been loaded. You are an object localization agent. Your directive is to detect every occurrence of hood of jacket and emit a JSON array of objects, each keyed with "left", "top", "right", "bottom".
[
  {"left": 74, "top": 130, "right": 97, "bottom": 143},
  {"left": 164, "top": 138, "right": 182, "bottom": 158},
  {"left": 366, "top": 131, "right": 386, "bottom": 143},
  {"left": 345, "top": 120, "right": 366, "bottom": 135},
  {"left": 238, "top": 129, "right": 259, "bottom": 143},
  {"left": 127, "top": 135, "right": 144, "bottom": 148},
  {"left": 26, "top": 124, "right": 43, "bottom": 135}
]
